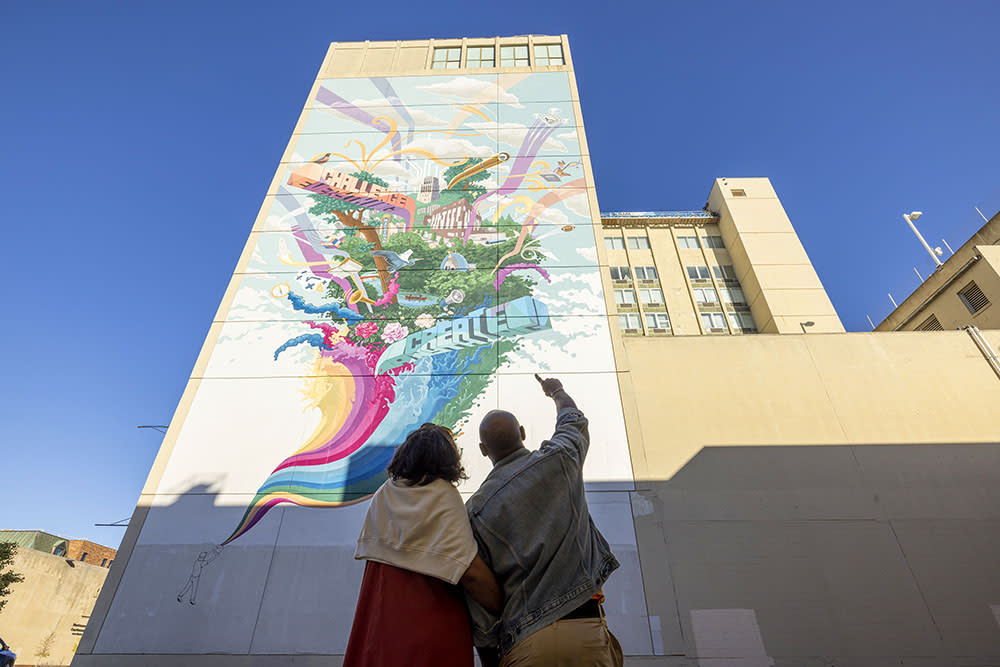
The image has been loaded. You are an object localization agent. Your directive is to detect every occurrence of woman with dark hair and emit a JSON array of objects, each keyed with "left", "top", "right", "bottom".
[{"left": 343, "top": 423, "right": 501, "bottom": 667}]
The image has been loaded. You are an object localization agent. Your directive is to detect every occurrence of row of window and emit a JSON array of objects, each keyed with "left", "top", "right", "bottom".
[
  {"left": 618, "top": 311, "right": 757, "bottom": 333},
  {"left": 693, "top": 287, "right": 747, "bottom": 305},
  {"left": 619, "top": 313, "right": 671, "bottom": 330},
  {"left": 686, "top": 264, "right": 738, "bottom": 281},
  {"left": 614, "top": 288, "right": 664, "bottom": 306},
  {"left": 605, "top": 234, "right": 726, "bottom": 251},
  {"left": 431, "top": 44, "right": 564, "bottom": 70},
  {"left": 610, "top": 263, "right": 737, "bottom": 283},
  {"left": 610, "top": 265, "right": 658, "bottom": 281},
  {"left": 614, "top": 286, "right": 748, "bottom": 307},
  {"left": 677, "top": 235, "right": 725, "bottom": 249},
  {"left": 605, "top": 236, "right": 650, "bottom": 250}
]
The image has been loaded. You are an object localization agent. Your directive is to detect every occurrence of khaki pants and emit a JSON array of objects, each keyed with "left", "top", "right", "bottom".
[{"left": 499, "top": 617, "right": 624, "bottom": 667}]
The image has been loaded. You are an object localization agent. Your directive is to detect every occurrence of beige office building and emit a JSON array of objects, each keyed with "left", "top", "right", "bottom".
[
  {"left": 75, "top": 37, "right": 1000, "bottom": 666},
  {"left": 601, "top": 178, "right": 843, "bottom": 337},
  {"left": 877, "top": 210, "right": 1000, "bottom": 331}
]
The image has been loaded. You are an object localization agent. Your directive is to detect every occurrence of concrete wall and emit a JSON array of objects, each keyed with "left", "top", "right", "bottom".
[
  {"left": 74, "top": 37, "right": 649, "bottom": 665},
  {"left": 708, "top": 178, "right": 844, "bottom": 334},
  {"left": 619, "top": 330, "right": 1000, "bottom": 664},
  {"left": 0, "top": 547, "right": 108, "bottom": 666}
]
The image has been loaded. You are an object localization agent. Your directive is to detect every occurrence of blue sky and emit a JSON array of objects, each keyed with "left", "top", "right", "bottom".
[{"left": 1, "top": 1, "right": 997, "bottom": 545}]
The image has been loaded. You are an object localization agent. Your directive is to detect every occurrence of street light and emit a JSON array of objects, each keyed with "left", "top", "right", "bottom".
[
  {"left": 800, "top": 321, "right": 815, "bottom": 333},
  {"left": 902, "top": 211, "right": 944, "bottom": 267}
]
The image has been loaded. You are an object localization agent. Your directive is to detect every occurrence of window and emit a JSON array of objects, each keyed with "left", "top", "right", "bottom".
[
  {"left": 431, "top": 47, "right": 462, "bottom": 69},
  {"left": 618, "top": 313, "right": 641, "bottom": 330},
  {"left": 686, "top": 265, "right": 711, "bottom": 280},
  {"left": 721, "top": 287, "right": 747, "bottom": 306},
  {"left": 533, "top": 43, "right": 564, "bottom": 66},
  {"left": 645, "top": 313, "right": 671, "bottom": 329},
  {"left": 626, "top": 235, "right": 650, "bottom": 250},
  {"left": 80, "top": 552, "right": 88, "bottom": 562},
  {"left": 713, "top": 264, "right": 737, "bottom": 281},
  {"left": 604, "top": 236, "right": 625, "bottom": 250},
  {"left": 53, "top": 545, "right": 66, "bottom": 557},
  {"left": 728, "top": 311, "right": 757, "bottom": 332},
  {"left": 677, "top": 235, "right": 700, "bottom": 249},
  {"left": 109, "top": 560, "right": 114, "bottom": 568},
  {"left": 958, "top": 281, "right": 990, "bottom": 314},
  {"left": 465, "top": 46, "right": 495, "bottom": 68},
  {"left": 701, "top": 312, "right": 727, "bottom": 330},
  {"left": 731, "top": 189, "right": 746, "bottom": 197},
  {"left": 614, "top": 289, "right": 636, "bottom": 305},
  {"left": 101, "top": 558, "right": 108, "bottom": 567},
  {"left": 634, "top": 266, "right": 658, "bottom": 280},
  {"left": 704, "top": 235, "right": 725, "bottom": 249},
  {"left": 639, "top": 288, "right": 663, "bottom": 305},
  {"left": 500, "top": 44, "right": 530, "bottom": 67},
  {"left": 609, "top": 265, "right": 632, "bottom": 280},
  {"left": 917, "top": 314, "right": 943, "bottom": 331},
  {"left": 693, "top": 287, "right": 718, "bottom": 304}
]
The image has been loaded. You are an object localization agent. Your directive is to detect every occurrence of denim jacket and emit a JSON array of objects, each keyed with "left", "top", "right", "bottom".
[{"left": 465, "top": 408, "right": 620, "bottom": 655}]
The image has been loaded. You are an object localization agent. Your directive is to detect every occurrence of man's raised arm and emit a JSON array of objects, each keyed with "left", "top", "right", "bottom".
[{"left": 534, "top": 373, "right": 577, "bottom": 413}]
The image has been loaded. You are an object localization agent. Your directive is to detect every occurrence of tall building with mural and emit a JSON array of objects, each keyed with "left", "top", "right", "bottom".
[{"left": 76, "top": 37, "right": 1000, "bottom": 666}]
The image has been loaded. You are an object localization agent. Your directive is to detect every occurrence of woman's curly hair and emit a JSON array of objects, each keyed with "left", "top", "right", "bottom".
[{"left": 386, "top": 423, "right": 467, "bottom": 486}]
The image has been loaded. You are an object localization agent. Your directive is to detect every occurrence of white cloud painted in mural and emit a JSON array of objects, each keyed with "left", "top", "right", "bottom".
[
  {"left": 417, "top": 77, "right": 523, "bottom": 108},
  {"left": 556, "top": 130, "right": 579, "bottom": 141},
  {"left": 403, "top": 135, "right": 493, "bottom": 160},
  {"left": 345, "top": 99, "right": 450, "bottom": 128},
  {"left": 469, "top": 122, "right": 567, "bottom": 153}
]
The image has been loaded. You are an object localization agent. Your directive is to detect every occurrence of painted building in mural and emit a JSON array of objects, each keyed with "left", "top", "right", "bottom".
[{"left": 75, "top": 37, "right": 1000, "bottom": 666}]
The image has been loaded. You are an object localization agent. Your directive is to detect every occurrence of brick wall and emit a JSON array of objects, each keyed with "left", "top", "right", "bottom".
[{"left": 65, "top": 540, "right": 117, "bottom": 568}]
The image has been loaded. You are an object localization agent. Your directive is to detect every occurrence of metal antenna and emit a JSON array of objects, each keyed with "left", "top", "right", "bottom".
[
  {"left": 95, "top": 517, "right": 132, "bottom": 527},
  {"left": 137, "top": 425, "right": 169, "bottom": 434}
]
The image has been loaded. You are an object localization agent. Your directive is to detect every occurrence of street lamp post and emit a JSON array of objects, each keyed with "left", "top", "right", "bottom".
[{"left": 902, "top": 211, "right": 943, "bottom": 267}]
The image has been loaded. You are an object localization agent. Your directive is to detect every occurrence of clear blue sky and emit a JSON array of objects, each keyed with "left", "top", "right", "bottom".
[{"left": 1, "top": 1, "right": 997, "bottom": 546}]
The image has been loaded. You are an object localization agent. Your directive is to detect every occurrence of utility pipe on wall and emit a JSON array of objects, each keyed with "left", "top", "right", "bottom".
[{"left": 965, "top": 326, "right": 1000, "bottom": 380}]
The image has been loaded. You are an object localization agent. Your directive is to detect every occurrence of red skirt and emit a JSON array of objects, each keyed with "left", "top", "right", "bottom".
[{"left": 343, "top": 560, "right": 474, "bottom": 667}]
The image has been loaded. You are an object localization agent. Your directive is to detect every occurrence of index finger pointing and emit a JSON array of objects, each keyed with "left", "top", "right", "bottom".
[{"left": 534, "top": 373, "right": 544, "bottom": 384}]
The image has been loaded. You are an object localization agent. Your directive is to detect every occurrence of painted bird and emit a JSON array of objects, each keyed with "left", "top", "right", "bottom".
[{"left": 371, "top": 249, "right": 422, "bottom": 272}]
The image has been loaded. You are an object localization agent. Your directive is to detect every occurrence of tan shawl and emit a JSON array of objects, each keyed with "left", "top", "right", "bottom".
[{"left": 355, "top": 478, "right": 477, "bottom": 585}]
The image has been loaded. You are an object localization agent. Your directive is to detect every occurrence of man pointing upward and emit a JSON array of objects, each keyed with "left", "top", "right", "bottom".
[{"left": 466, "top": 374, "right": 623, "bottom": 667}]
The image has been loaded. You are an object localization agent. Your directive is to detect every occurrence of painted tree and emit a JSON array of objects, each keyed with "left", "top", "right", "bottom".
[
  {"left": 0, "top": 542, "right": 24, "bottom": 614},
  {"left": 308, "top": 171, "right": 396, "bottom": 302},
  {"left": 443, "top": 158, "right": 488, "bottom": 201}
]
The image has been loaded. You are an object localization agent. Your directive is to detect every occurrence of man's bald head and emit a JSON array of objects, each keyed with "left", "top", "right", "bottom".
[{"left": 479, "top": 410, "right": 526, "bottom": 463}]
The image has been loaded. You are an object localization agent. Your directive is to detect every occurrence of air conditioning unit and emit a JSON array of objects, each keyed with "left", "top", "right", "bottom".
[
  {"left": 709, "top": 328, "right": 727, "bottom": 333},
  {"left": 645, "top": 303, "right": 664, "bottom": 309},
  {"left": 639, "top": 279, "right": 658, "bottom": 285},
  {"left": 623, "top": 328, "right": 641, "bottom": 335},
  {"left": 651, "top": 328, "right": 669, "bottom": 334}
]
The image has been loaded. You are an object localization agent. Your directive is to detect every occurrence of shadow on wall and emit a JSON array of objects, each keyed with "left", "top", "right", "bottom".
[
  {"left": 82, "top": 449, "right": 654, "bottom": 659},
  {"left": 632, "top": 442, "right": 1000, "bottom": 664}
]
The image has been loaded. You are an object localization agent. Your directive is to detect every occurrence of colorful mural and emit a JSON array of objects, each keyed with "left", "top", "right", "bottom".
[
  {"left": 94, "top": 72, "right": 645, "bottom": 654},
  {"left": 201, "top": 72, "right": 609, "bottom": 551}
]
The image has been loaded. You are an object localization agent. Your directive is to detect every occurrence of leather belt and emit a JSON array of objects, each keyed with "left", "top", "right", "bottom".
[{"left": 560, "top": 598, "right": 602, "bottom": 620}]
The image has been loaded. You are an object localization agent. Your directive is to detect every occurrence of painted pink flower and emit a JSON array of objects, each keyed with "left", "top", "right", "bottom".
[
  {"left": 354, "top": 321, "right": 379, "bottom": 339},
  {"left": 414, "top": 312, "right": 436, "bottom": 329},
  {"left": 381, "top": 322, "right": 409, "bottom": 343}
]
